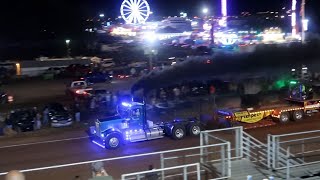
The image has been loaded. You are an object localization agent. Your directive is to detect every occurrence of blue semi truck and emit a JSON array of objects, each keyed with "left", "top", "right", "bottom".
[{"left": 90, "top": 101, "right": 202, "bottom": 149}]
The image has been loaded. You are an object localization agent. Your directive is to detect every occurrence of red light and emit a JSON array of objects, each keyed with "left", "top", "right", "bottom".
[
  {"left": 206, "top": 60, "right": 211, "bottom": 64},
  {"left": 76, "top": 90, "right": 82, "bottom": 94},
  {"left": 8, "top": 96, "right": 13, "bottom": 102}
]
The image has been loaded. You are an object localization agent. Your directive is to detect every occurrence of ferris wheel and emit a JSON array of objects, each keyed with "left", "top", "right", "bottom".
[{"left": 120, "top": 0, "right": 151, "bottom": 24}]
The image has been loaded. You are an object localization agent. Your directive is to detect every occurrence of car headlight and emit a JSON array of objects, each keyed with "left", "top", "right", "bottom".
[
  {"left": 17, "top": 122, "right": 22, "bottom": 125},
  {"left": 50, "top": 116, "right": 56, "bottom": 120},
  {"left": 68, "top": 118, "right": 72, "bottom": 121},
  {"left": 52, "top": 120, "right": 58, "bottom": 123}
]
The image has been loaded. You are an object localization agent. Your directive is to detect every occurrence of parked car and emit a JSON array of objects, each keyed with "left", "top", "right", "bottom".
[
  {"left": 82, "top": 72, "right": 112, "bottom": 84},
  {"left": 6, "top": 109, "right": 35, "bottom": 132},
  {"left": 101, "top": 60, "right": 116, "bottom": 68},
  {"left": 46, "top": 103, "right": 73, "bottom": 128},
  {"left": 0, "top": 90, "right": 13, "bottom": 104},
  {"left": 128, "top": 61, "right": 147, "bottom": 68}
]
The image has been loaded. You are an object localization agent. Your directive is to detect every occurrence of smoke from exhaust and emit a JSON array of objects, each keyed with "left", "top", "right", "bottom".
[{"left": 132, "top": 41, "right": 320, "bottom": 94}]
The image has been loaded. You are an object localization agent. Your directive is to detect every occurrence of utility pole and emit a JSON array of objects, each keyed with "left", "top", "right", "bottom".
[{"left": 301, "top": 0, "right": 306, "bottom": 43}]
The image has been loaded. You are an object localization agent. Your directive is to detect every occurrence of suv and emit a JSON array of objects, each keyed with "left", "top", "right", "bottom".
[{"left": 6, "top": 109, "right": 35, "bottom": 132}]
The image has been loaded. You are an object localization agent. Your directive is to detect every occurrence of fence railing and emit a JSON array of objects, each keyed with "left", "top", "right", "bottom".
[{"left": 121, "top": 163, "right": 201, "bottom": 180}]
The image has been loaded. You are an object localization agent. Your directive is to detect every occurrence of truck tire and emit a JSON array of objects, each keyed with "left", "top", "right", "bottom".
[
  {"left": 279, "top": 112, "right": 290, "bottom": 124},
  {"left": 105, "top": 134, "right": 121, "bottom": 149},
  {"left": 292, "top": 110, "right": 304, "bottom": 121},
  {"left": 171, "top": 125, "right": 186, "bottom": 140},
  {"left": 187, "top": 123, "right": 201, "bottom": 136}
]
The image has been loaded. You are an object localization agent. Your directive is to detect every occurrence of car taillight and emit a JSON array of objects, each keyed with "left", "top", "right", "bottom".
[
  {"left": 76, "top": 90, "right": 81, "bottom": 94},
  {"left": 8, "top": 96, "right": 14, "bottom": 102}
]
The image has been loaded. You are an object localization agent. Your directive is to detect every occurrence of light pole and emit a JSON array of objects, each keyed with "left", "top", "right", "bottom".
[
  {"left": 65, "top": 39, "right": 71, "bottom": 57},
  {"left": 301, "top": 0, "right": 306, "bottom": 43},
  {"left": 202, "top": 8, "right": 209, "bottom": 16}
]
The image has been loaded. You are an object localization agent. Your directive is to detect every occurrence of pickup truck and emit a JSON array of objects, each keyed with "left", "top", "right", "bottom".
[{"left": 65, "top": 80, "right": 92, "bottom": 97}]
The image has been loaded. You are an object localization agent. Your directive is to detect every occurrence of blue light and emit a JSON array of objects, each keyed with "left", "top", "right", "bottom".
[
  {"left": 92, "top": 140, "right": 105, "bottom": 148},
  {"left": 122, "top": 102, "right": 132, "bottom": 107}
]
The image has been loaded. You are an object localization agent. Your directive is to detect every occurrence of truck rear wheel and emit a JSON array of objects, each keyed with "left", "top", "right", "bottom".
[
  {"left": 105, "top": 134, "right": 121, "bottom": 149},
  {"left": 292, "top": 110, "right": 304, "bottom": 121},
  {"left": 171, "top": 125, "right": 186, "bottom": 140},
  {"left": 188, "top": 123, "right": 201, "bottom": 136},
  {"left": 279, "top": 112, "right": 290, "bottom": 124}
]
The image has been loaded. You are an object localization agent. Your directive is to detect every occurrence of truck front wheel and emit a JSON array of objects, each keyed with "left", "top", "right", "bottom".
[
  {"left": 105, "top": 134, "right": 121, "bottom": 149},
  {"left": 171, "top": 125, "right": 186, "bottom": 140}
]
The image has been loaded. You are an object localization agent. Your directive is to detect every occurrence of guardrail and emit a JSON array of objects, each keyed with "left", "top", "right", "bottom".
[{"left": 121, "top": 163, "right": 201, "bottom": 180}]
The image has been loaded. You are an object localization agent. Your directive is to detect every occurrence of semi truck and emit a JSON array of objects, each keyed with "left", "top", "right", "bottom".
[
  {"left": 215, "top": 80, "right": 320, "bottom": 128},
  {"left": 90, "top": 101, "right": 203, "bottom": 149}
]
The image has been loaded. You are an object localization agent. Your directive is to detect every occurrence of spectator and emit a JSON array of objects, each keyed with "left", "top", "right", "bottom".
[
  {"left": 112, "top": 93, "right": 118, "bottom": 106},
  {"left": 105, "top": 91, "right": 112, "bottom": 107},
  {"left": 173, "top": 87, "right": 181, "bottom": 101},
  {"left": 90, "top": 97, "right": 96, "bottom": 112},
  {"left": 42, "top": 107, "right": 49, "bottom": 126},
  {"left": 74, "top": 103, "right": 81, "bottom": 122},
  {"left": 159, "top": 88, "right": 167, "bottom": 102},
  {"left": 35, "top": 112, "right": 42, "bottom": 130},
  {"left": 145, "top": 165, "right": 159, "bottom": 180},
  {"left": 5, "top": 170, "right": 25, "bottom": 180},
  {"left": 91, "top": 162, "right": 108, "bottom": 177}
]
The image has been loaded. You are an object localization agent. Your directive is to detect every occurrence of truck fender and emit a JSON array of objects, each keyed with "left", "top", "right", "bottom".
[
  {"left": 163, "top": 124, "right": 174, "bottom": 136},
  {"left": 102, "top": 129, "right": 123, "bottom": 139}
]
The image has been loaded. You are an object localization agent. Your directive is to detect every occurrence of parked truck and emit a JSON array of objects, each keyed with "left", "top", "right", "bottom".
[{"left": 90, "top": 101, "right": 203, "bottom": 149}]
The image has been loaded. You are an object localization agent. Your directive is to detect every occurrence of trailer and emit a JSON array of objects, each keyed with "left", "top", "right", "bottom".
[
  {"left": 90, "top": 101, "right": 203, "bottom": 149},
  {"left": 215, "top": 98, "right": 320, "bottom": 129}
]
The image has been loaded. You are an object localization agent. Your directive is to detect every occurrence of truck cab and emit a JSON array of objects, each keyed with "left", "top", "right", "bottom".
[{"left": 90, "top": 101, "right": 202, "bottom": 149}]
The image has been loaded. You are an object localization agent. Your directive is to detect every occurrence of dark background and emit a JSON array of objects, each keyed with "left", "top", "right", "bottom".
[{"left": 0, "top": 0, "right": 319, "bottom": 59}]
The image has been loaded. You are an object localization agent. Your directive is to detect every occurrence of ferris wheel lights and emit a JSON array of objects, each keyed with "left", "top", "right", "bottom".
[{"left": 120, "top": 0, "right": 151, "bottom": 24}]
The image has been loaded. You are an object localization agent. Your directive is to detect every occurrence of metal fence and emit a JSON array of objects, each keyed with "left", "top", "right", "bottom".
[
  {"left": 267, "top": 129, "right": 320, "bottom": 179},
  {"left": 121, "top": 163, "right": 201, "bottom": 180}
]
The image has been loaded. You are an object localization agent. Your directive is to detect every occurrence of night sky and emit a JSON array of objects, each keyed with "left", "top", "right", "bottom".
[{"left": 0, "top": 0, "right": 319, "bottom": 41}]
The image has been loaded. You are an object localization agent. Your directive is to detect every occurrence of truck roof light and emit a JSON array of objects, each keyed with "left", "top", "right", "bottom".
[{"left": 122, "top": 102, "right": 132, "bottom": 107}]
